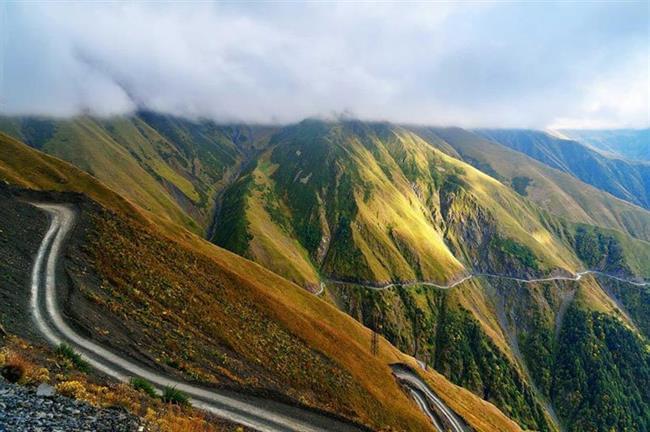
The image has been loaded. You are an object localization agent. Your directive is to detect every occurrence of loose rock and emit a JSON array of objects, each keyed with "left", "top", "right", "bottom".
[
  {"left": 0, "top": 379, "right": 144, "bottom": 431},
  {"left": 35, "top": 383, "right": 55, "bottom": 397}
]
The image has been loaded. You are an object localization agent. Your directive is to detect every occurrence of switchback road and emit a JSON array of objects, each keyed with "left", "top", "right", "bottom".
[{"left": 30, "top": 203, "right": 365, "bottom": 432}]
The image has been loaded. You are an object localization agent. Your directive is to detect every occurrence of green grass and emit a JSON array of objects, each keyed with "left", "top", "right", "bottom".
[
  {"left": 162, "top": 386, "right": 190, "bottom": 406},
  {"left": 130, "top": 377, "right": 157, "bottom": 397},
  {"left": 56, "top": 343, "right": 90, "bottom": 372}
]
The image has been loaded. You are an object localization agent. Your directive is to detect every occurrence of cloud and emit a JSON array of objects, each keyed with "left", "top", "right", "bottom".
[{"left": 0, "top": 1, "right": 647, "bottom": 128}]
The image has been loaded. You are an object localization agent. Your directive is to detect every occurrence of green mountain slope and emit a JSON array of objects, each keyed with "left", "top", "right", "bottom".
[
  {"left": 5, "top": 115, "right": 650, "bottom": 432},
  {"left": 214, "top": 120, "right": 582, "bottom": 290},
  {"left": 0, "top": 114, "right": 275, "bottom": 233},
  {"left": 474, "top": 129, "right": 650, "bottom": 210},
  {"left": 415, "top": 127, "right": 650, "bottom": 243}
]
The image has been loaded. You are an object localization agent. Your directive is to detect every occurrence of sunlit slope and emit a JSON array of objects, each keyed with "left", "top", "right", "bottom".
[
  {"left": 215, "top": 120, "right": 580, "bottom": 287},
  {"left": 423, "top": 127, "right": 650, "bottom": 242},
  {"left": 0, "top": 130, "right": 474, "bottom": 431},
  {"left": 0, "top": 114, "right": 274, "bottom": 233},
  {"left": 0, "top": 131, "right": 145, "bottom": 218}
]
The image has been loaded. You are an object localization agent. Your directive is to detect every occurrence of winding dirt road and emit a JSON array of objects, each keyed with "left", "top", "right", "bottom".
[
  {"left": 30, "top": 203, "right": 366, "bottom": 432},
  {"left": 324, "top": 269, "right": 649, "bottom": 291},
  {"left": 391, "top": 365, "right": 469, "bottom": 432}
]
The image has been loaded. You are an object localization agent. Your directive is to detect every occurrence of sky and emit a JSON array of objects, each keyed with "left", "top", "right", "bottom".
[{"left": 1, "top": 1, "right": 648, "bottom": 128}]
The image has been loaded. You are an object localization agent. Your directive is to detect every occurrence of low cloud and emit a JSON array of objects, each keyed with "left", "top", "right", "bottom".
[{"left": 1, "top": 2, "right": 647, "bottom": 128}]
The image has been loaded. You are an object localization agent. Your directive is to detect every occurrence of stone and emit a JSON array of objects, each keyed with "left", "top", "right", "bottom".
[{"left": 36, "top": 383, "right": 55, "bottom": 397}]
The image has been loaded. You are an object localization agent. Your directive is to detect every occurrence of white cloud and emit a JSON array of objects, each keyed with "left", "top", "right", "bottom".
[{"left": 0, "top": 1, "right": 647, "bottom": 128}]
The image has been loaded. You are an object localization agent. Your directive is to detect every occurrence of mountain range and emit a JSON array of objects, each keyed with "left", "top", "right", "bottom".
[{"left": 1, "top": 114, "right": 649, "bottom": 432}]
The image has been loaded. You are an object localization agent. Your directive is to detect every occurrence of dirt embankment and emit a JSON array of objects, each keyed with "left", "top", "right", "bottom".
[{"left": 0, "top": 187, "right": 49, "bottom": 339}]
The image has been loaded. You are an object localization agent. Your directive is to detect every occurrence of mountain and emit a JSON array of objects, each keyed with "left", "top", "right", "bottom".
[
  {"left": 474, "top": 129, "right": 650, "bottom": 210},
  {"left": 560, "top": 129, "right": 650, "bottom": 161},
  {"left": 0, "top": 131, "right": 528, "bottom": 432},
  {"left": 3, "top": 116, "right": 650, "bottom": 432},
  {"left": 212, "top": 119, "right": 650, "bottom": 431},
  {"left": 414, "top": 126, "right": 650, "bottom": 243},
  {"left": 0, "top": 113, "right": 276, "bottom": 233},
  {"left": 214, "top": 120, "right": 581, "bottom": 289}
]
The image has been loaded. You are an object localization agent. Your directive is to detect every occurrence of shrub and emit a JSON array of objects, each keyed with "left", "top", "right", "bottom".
[
  {"left": 162, "top": 386, "right": 190, "bottom": 406},
  {"left": 130, "top": 377, "right": 157, "bottom": 397},
  {"left": 56, "top": 343, "right": 90, "bottom": 372},
  {"left": 27, "top": 367, "right": 50, "bottom": 384},
  {"left": 1, "top": 363, "right": 25, "bottom": 383},
  {"left": 56, "top": 380, "right": 88, "bottom": 399}
]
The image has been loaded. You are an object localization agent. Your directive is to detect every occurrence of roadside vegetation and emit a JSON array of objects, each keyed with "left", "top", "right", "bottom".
[
  {"left": 130, "top": 377, "right": 158, "bottom": 398},
  {"left": 56, "top": 343, "right": 90, "bottom": 372},
  {"left": 162, "top": 386, "right": 190, "bottom": 406},
  {"left": 0, "top": 335, "right": 239, "bottom": 431}
]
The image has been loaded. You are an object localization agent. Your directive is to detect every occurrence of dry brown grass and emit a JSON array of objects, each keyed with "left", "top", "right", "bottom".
[
  {"left": 144, "top": 406, "right": 220, "bottom": 432},
  {"left": 84, "top": 207, "right": 435, "bottom": 431},
  {"left": 0, "top": 336, "right": 236, "bottom": 432}
]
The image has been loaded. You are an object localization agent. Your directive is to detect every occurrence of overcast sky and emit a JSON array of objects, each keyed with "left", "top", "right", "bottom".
[{"left": 1, "top": 1, "right": 648, "bottom": 128}]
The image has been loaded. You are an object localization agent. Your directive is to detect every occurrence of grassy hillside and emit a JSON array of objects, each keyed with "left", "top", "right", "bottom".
[
  {"left": 0, "top": 132, "right": 143, "bottom": 218},
  {"left": 0, "top": 131, "right": 524, "bottom": 432},
  {"left": 214, "top": 120, "right": 581, "bottom": 290},
  {"left": 475, "top": 129, "right": 650, "bottom": 210},
  {"left": 0, "top": 114, "right": 275, "bottom": 233},
  {"left": 420, "top": 127, "right": 650, "bottom": 243}
]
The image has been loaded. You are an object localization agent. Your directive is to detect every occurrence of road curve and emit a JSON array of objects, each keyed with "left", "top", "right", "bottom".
[
  {"left": 392, "top": 365, "right": 468, "bottom": 432},
  {"left": 406, "top": 387, "right": 445, "bottom": 432},
  {"left": 30, "top": 203, "right": 365, "bottom": 432},
  {"left": 325, "top": 269, "right": 650, "bottom": 292}
]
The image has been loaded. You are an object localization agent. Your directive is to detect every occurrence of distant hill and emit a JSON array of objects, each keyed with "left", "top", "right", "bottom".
[
  {"left": 474, "top": 129, "right": 650, "bottom": 210},
  {"left": 560, "top": 129, "right": 650, "bottom": 161},
  {"left": 213, "top": 120, "right": 583, "bottom": 289},
  {"left": 413, "top": 126, "right": 650, "bottom": 243}
]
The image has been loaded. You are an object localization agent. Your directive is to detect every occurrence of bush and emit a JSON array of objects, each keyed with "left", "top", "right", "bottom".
[
  {"left": 56, "top": 380, "right": 88, "bottom": 399},
  {"left": 1, "top": 363, "right": 25, "bottom": 383},
  {"left": 56, "top": 343, "right": 90, "bottom": 372},
  {"left": 162, "top": 386, "right": 190, "bottom": 406},
  {"left": 28, "top": 367, "right": 50, "bottom": 384},
  {"left": 130, "top": 377, "right": 157, "bottom": 397}
]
